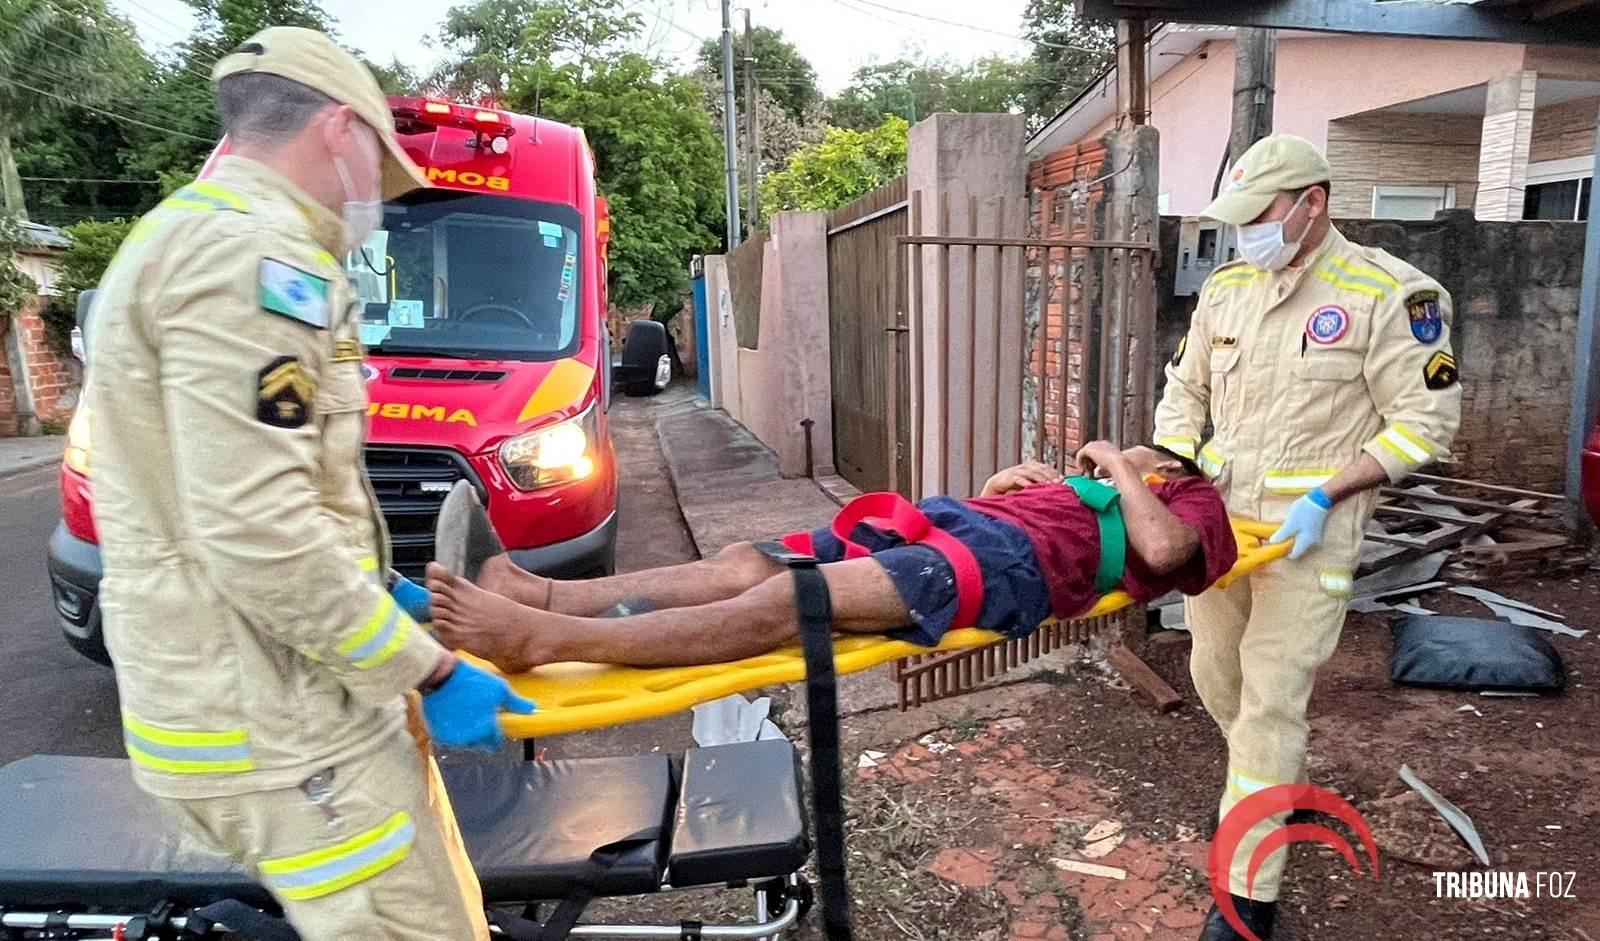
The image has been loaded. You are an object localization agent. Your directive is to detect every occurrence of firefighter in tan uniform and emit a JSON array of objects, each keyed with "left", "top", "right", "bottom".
[
  {"left": 83, "top": 27, "right": 533, "bottom": 940},
  {"left": 1153, "top": 136, "right": 1461, "bottom": 941}
]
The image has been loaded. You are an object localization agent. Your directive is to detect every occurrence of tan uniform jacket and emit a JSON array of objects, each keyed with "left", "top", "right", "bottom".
[
  {"left": 1153, "top": 227, "right": 1463, "bottom": 581},
  {"left": 86, "top": 156, "right": 446, "bottom": 798}
]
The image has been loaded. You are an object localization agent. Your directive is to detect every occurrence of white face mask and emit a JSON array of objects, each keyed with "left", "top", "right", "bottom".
[
  {"left": 1235, "top": 189, "right": 1311, "bottom": 271},
  {"left": 330, "top": 120, "right": 383, "bottom": 251}
]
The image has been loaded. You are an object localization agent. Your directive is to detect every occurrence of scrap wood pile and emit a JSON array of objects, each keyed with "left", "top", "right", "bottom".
[{"left": 1366, "top": 473, "right": 1591, "bottom": 583}]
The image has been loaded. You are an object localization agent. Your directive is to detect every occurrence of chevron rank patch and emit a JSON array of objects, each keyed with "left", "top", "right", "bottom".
[
  {"left": 332, "top": 337, "right": 363, "bottom": 362},
  {"left": 259, "top": 259, "right": 330, "bottom": 329},
  {"left": 1423, "top": 350, "right": 1459, "bottom": 390},
  {"left": 258, "top": 356, "right": 315, "bottom": 428}
]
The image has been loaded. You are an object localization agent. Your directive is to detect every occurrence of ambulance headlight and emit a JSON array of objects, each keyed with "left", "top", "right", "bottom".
[{"left": 498, "top": 405, "right": 597, "bottom": 491}]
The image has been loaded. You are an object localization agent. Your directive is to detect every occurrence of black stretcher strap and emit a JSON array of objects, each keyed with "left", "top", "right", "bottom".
[
  {"left": 487, "top": 829, "right": 661, "bottom": 941},
  {"left": 182, "top": 899, "right": 301, "bottom": 941},
  {"left": 789, "top": 562, "right": 854, "bottom": 941}
]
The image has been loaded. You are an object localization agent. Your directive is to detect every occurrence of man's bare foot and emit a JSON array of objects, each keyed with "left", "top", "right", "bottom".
[
  {"left": 471, "top": 554, "right": 552, "bottom": 609},
  {"left": 426, "top": 564, "right": 558, "bottom": 673}
]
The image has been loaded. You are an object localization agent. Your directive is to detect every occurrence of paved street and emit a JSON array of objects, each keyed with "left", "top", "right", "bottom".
[{"left": 0, "top": 388, "right": 702, "bottom": 769}]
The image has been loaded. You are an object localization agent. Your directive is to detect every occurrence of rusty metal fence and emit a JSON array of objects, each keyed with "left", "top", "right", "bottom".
[{"left": 887, "top": 187, "right": 1159, "bottom": 709}]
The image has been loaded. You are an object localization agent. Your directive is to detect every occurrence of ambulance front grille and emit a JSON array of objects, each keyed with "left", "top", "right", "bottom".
[{"left": 362, "top": 446, "right": 486, "bottom": 581}]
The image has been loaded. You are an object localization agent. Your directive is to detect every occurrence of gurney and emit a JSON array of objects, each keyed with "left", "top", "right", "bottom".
[
  {"left": 0, "top": 741, "right": 811, "bottom": 940},
  {"left": 493, "top": 519, "right": 1287, "bottom": 739}
]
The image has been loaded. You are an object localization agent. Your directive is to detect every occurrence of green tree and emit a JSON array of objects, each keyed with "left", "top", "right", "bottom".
[
  {"left": 0, "top": 0, "right": 147, "bottom": 218},
  {"left": 369, "top": 57, "right": 421, "bottom": 95},
  {"left": 1020, "top": 0, "right": 1114, "bottom": 131},
  {"left": 428, "top": 0, "right": 639, "bottom": 104},
  {"left": 695, "top": 26, "right": 819, "bottom": 124},
  {"left": 825, "top": 56, "right": 1034, "bottom": 130},
  {"left": 42, "top": 218, "right": 135, "bottom": 350},
  {"left": 696, "top": 73, "right": 824, "bottom": 191},
  {"left": 0, "top": 212, "right": 36, "bottom": 321},
  {"left": 761, "top": 116, "right": 907, "bottom": 219},
  {"left": 496, "top": 2, "right": 721, "bottom": 314}
]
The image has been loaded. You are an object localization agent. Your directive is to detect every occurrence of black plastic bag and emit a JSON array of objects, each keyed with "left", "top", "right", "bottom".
[{"left": 1389, "top": 615, "right": 1565, "bottom": 693}]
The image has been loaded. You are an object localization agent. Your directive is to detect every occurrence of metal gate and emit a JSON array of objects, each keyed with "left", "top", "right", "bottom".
[
  {"left": 889, "top": 186, "right": 1160, "bottom": 708},
  {"left": 826, "top": 178, "right": 909, "bottom": 494}
]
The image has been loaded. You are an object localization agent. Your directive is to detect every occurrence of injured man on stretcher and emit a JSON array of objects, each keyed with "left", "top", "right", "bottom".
[{"left": 425, "top": 442, "right": 1238, "bottom": 674}]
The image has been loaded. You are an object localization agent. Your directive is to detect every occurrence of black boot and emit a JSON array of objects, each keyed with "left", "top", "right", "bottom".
[{"left": 1198, "top": 895, "right": 1276, "bottom": 940}]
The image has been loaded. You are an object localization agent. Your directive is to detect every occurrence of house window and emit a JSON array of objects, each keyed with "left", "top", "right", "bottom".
[
  {"left": 1372, "top": 185, "right": 1456, "bottom": 221},
  {"left": 1523, "top": 156, "right": 1593, "bottom": 222}
]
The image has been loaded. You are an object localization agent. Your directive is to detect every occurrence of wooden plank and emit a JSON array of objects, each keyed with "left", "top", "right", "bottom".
[
  {"left": 1403, "top": 473, "right": 1564, "bottom": 502},
  {"left": 1107, "top": 644, "right": 1183, "bottom": 713},
  {"left": 1380, "top": 489, "right": 1559, "bottom": 517}
]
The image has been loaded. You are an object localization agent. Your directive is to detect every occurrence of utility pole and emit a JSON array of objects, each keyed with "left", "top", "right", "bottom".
[
  {"left": 743, "top": 9, "right": 759, "bottom": 238},
  {"left": 719, "top": 0, "right": 742, "bottom": 248},
  {"left": 1229, "top": 28, "right": 1277, "bottom": 164}
]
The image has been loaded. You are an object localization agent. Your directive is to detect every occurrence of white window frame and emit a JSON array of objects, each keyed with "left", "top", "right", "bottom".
[
  {"left": 1370, "top": 184, "right": 1457, "bottom": 220},
  {"left": 1523, "top": 155, "right": 1593, "bottom": 222}
]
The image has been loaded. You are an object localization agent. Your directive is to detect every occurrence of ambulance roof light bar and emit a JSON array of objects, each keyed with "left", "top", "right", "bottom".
[{"left": 391, "top": 97, "right": 514, "bottom": 150}]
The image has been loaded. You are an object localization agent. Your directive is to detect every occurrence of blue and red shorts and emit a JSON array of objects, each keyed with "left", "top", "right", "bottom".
[{"left": 772, "top": 496, "right": 1053, "bottom": 646}]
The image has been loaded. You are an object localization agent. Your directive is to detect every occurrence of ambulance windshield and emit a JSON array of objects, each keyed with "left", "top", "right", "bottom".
[{"left": 349, "top": 190, "right": 582, "bottom": 362}]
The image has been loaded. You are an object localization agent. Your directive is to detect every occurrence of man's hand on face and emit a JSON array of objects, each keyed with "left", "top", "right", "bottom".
[
  {"left": 1074, "top": 441, "right": 1128, "bottom": 480},
  {"left": 980, "top": 461, "right": 1061, "bottom": 497}
]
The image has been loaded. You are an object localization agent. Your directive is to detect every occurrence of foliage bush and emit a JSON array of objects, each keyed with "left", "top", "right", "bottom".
[
  {"left": 760, "top": 117, "right": 908, "bottom": 219},
  {"left": 43, "top": 218, "right": 134, "bottom": 353}
]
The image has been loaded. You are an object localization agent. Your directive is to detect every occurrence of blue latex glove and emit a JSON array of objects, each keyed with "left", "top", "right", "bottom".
[
  {"left": 389, "top": 573, "right": 432, "bottom": 623},
  {"left": 1270, "top": 488, "right": 1332, "bottom": 561},
  {"left": 421, "top": 660, "right": 537, "bottom": 750}
]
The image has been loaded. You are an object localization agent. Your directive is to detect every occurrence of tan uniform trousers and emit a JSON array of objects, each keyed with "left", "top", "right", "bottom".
[
  {"left": 160, "top": 724, "right": 489, "bottom": 941},
  {"left": 1186, "top": 508, "right": 1363, "bottom": 903}
]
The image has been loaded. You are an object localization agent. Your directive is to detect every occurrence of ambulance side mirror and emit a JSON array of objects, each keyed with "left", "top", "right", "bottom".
[{"left": 73, "top": 289, "right": 97, "bottom": 363}]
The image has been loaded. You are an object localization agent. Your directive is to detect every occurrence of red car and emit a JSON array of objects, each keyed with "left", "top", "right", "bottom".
[{"left": 1583, "top": 408, "right": 1600, "bottom": 525}]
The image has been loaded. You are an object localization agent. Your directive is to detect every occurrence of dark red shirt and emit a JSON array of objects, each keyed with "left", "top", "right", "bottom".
[{"left": 963, "top": 476, "right": 1237, "bottom": 619}]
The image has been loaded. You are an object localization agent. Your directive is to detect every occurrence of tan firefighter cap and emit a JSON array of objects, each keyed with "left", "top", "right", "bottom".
[
  {"left": 1202, "top": 134, "right": 1332, "bottom": 226},
  {"left": 211, "top": 26, "right": 430, "bottom": 199}
]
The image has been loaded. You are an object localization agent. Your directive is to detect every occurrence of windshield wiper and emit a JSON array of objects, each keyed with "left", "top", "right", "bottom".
[{"left": 367, "top": 345, "right": 494, "bottom": 360}]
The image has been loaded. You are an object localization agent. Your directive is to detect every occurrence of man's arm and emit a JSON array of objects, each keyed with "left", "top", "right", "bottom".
[
  {"left": 1151, "top": 297, "right": 1214, "bottom": 461},
  {"left": 1079, "top": 443, "right": 1198, "bottom": 574},
  {"left": 979, "top": 461, "right": 1061, "bottom": 497},
  {"left": 156, "top": 230, "right": 450, "bottom": 705}
]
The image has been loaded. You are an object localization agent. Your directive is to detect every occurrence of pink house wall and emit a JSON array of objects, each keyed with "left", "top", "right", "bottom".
[{"left": 1086, "top": 35, "right": 1529, "bottom": 215}]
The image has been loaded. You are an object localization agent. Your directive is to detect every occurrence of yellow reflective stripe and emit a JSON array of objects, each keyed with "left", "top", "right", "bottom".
[
  {"left": 123, "top": 713, "right": 247, "bottom": 748},
  {"left": 1226, "top": 766, "right": 1278, "bottom": 797},
  {"left": 259, "top": 812, "right": 415, "bottom": 901},
  {"left": 356, "top": 617, "right": 412, "bottom": 670},
  {"left": 1198, "top": 444, "right": 1225, "bottom": 478},
  {"left": 1156, "top": 436, "right": 1196, "bottom": 460},
  {"left": 1320, "top": 571, "right": 1354, "bottom": 598},
  {"left": 1313, "top": 268, "right": 1387, "bottom": 300},
  {"left": 313, "top": 249, "right": 337, "bottom": 267},
  {"left": 183, "top": 180, "right": 250, "bottom": 212},
  {"left": 126, "top": 743, "right": 255, "bottom": 775},
  {"left": 336, "top": 595, "right": 412, "bottom": 668},
  {"left": 1263, "top": 468, "right": 1338, "bottom": 494},
  {"left": 357, "top": 556, "right": 380, "bottom": 573},
  {"left": 1326, "top": 255, "right": 1400, "bottom": 290},
  {"left": 1380, "top": 423, "right": 1434, "bottom": 463},
  {"left": 339, "top": 595, "right": 397, "bottom": 658}
]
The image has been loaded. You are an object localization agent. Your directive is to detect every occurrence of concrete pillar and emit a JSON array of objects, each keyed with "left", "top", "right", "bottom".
[
  {"left": 1475, "top": 70, "right": 1538, "bottom": 222},
  {"left": 704, "top": 254, "right": 731, "bottom": 411},
  {"left": 907, "top": 112, "right": 1028, "bottom": 500}
]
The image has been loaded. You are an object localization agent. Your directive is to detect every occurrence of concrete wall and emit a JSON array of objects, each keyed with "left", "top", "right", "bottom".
[
  {"left": 1326, "top": 112, "right": 1483, "bottom": 219},
  {"left": 1083, "top": 35, "right": 1528, "bottom": 217},
  {"left": 706, "top": 212, "right": 833, "bottom": 478},
  {"left": 908, "top": 112, "right": 1029, "bottom": 499},
  {"left": 1153, "top": 211, "right": 1586, "bottom": 491}
]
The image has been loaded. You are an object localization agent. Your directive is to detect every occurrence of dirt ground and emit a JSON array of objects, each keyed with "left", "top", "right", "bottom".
[{"left": 828, "top": 570, "right": 1599, "bottom": 941}]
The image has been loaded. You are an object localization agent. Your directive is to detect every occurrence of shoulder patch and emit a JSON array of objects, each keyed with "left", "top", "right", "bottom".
[
  {"left": 1423, "top": 349, "right": 1459, "bottom": 390},
  {"left": 258, "top": 356, "right": 315, "bottom": 428},
  {"left": 260, "top": 258, "right": 331, "bottom": 329},
  {"left": 1405, "top": 289, "right": 1443, "bottom": 344}
]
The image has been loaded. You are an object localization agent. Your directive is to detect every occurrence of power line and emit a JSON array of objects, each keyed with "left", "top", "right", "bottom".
[
  {"left": 41, "top": 0, "right": 216, "bottom": 83},
  {"left": 0, "top": 45, "right": 216, "bottom": 133},
  {"left": 8, "top": 75, "right": 214, "bottom": 142},
  {"left": 846, "top": 0, "right": 1111, "bottom": 54}
]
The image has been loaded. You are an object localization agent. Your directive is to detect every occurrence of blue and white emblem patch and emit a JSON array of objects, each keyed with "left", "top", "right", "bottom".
[{"left": 1306, "top": 305, "right": 1349, "bottom": 345}]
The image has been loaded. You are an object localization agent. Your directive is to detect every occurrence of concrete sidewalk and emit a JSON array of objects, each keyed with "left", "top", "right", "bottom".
[
  {"left": 0, "top": 436, "right": 64, "bottom": 479},
  {"left": 654, "top": 390, "right": 840, "bottom": 556}
]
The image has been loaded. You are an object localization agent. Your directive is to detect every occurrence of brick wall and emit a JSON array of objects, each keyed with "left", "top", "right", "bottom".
[
  {"left": 1326, "top": 112, "right": 1483, "bottom": 219},
  {"left": 1153, "top": 210, "right": 1585, "bottom": 491},
  {"left": 1530, "top": 96, "right": 1599, "bottom": 164},
  {"left": 1025, "top": 142, "right": 1108, "bottom": 463},
  {"left": 13, "top": 297, "right": 81, "bottom": 429}
]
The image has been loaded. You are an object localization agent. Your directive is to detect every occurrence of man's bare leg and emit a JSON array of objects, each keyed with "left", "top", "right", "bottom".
[
  {"left": 429, "top": 557, "right": 911, "bottom": 673},
  {"left": 462, "top": 541, "right": 786, "bottom": 616}
]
